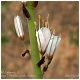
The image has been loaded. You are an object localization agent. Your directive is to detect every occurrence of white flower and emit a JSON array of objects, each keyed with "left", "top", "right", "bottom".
[
  {"left": 36, "top": 27, "right": 51, "bottom": 53},
  {"left": 46, "top": 31, "right": 61, "bottom": 59},
  {"left": 35, "top": 15, "right": 51, "bottom": 54},
  {"left": 14, "top": 15, "right": 24, "bottom": 40},
  {"left": 35, "top": 14, "right": 61, "bottom": 57}
]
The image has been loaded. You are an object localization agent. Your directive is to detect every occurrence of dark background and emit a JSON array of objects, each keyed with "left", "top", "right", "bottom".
[{"left": 1, "top": 1, "right": 79, "bottom": 79}]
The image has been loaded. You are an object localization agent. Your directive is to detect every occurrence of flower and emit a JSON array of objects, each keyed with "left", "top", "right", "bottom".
[
  {"left": 35, "top": 15, "right": 51, "bottom": 54},
  {"left": 45, "top": 31, "right": 61, "bottom": 59},
  {"left": 14, "top": 15, "right": 24, "bottom": 40},
  {"left": 35, "top": 14, "right": 61, "bottom": 58}
]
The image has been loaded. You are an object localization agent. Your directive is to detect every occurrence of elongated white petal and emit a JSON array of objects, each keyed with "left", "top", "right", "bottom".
[
  {"left": 45, "top": 34, "right": 54, "bottom": 56},
  {"left": 37, "top": 29, "right": 46, "bottom": 52},
  {"left": 41, "top": 27, "right": 51, "bottom": 47},
  {"left": 50, "top": 36, "right": 61, "bottom": 56},
  {"left": 45, "top": 38, "right": 53, "bottom": 56}
]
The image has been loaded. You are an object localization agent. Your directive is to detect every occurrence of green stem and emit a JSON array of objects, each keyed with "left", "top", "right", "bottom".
[
  {"left": 22, "top": 40, "right": 26, "bottom": 49},
  {"left": 47, "top": 59, "right": 52, "bottom": 68},
  {"left": 25, "top": 2, "right": 42, "bottom": 79}
]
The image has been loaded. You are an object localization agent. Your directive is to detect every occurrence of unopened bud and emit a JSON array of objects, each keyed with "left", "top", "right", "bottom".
[
  {"left": 32, "top": 1, "right": 38, "bottom": 8},
  {"left": 14, "top": 15, "right": 24, "bottom": 40},
  {"left": 22, "top": 4, "right": 30, "bottom": 19}
]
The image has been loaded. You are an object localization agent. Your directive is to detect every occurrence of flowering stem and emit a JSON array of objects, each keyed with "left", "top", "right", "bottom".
[
  {"left": 22, "top": 40, "right": 26, "bottom": 49},
  {"left": 25, "top": 2, "right": 42, "bottom": 78},
  {"left": 47, "top": 59, "right": 52, "bottom": 68}
]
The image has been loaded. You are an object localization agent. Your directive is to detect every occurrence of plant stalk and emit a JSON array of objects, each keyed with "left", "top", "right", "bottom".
[{"left": 25, "top": 1, "right": 42, "bottom": 79}]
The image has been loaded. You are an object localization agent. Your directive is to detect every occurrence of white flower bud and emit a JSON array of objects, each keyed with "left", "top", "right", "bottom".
[{"left": 14, "top": 15, "right": 24, "bottom": 40}]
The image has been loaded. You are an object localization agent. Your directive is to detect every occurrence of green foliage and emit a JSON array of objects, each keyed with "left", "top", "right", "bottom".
[
  {"left": 1, "top": 32, "right": 9, "bottom": 45},
  {"left": 69, "top": 30, "right": 79, "bottom": 46},
  {"left": 1, "top": 1, "right": 8, "bottom": 11}
]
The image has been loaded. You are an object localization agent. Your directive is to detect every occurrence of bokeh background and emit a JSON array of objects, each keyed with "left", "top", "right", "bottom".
[{"left": 1, "top": 1, "right": 79, "bottom": 79}]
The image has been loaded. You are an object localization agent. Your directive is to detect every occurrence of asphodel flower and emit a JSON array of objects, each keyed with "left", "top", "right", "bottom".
[
  {"left": 14, "top": 15, "right": 24, "bottom": 40},
  {"left": 35, "top": 15, "right": 51, "bottom": 54},
  {"left": 34, "top": 14, "right": 61, "bottom": 58},
  {"left": 46, "top": 31, "right": 61, "bottom": 59}
]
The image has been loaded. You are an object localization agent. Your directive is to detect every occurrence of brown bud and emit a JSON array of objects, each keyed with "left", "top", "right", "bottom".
[
  {"left": 22, "top": 4, "right": 30, "bottom": 19},
  {"left": 32, "top": 1, "right": 38, "bottom": 8},
  {"left": 36, "top": 56, "right": 45, "bottom": 67},
  {"left": 22, "top": 50, "right": 30, "bottom": 57}
]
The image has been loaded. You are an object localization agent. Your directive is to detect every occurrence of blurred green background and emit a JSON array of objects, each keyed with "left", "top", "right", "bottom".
[{"left": 1, "top": 1, "right": 79, "bottom": 79}]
